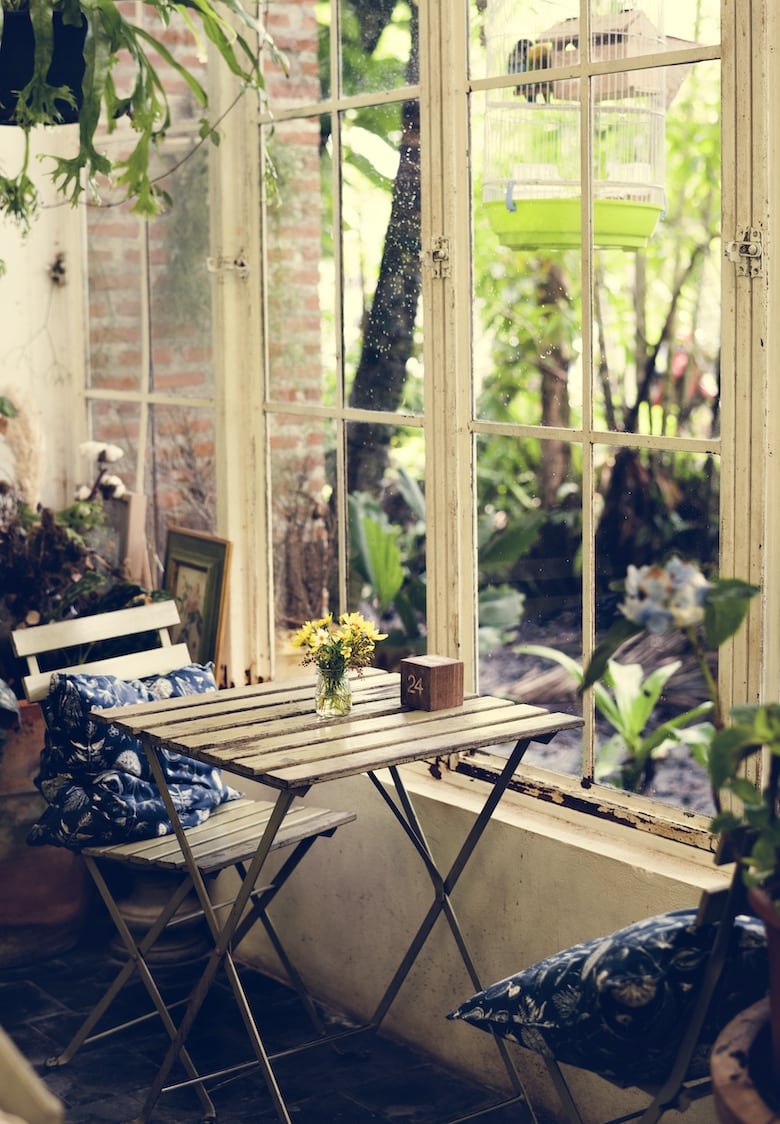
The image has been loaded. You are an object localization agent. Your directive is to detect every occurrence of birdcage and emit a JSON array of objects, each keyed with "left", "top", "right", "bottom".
[{"left": 482, "top": 0, "right": 682, "bottom": 250}]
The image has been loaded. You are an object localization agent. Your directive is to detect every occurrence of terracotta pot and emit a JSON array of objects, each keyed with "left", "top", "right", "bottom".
[
  {"left": 0, "top": 701, "right": 90, "bottom": 968},
  {"left": 0, "top": 10, "right": 87, "bottom": 126},
  {"left": 711, "top": 998, "right": 780, "bottom": 1123},
  {"left": 748, "top": 885, "right": 780, "bottom": 1076}
]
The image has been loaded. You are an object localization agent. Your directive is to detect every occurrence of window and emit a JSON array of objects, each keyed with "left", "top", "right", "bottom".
[
  {"left": 469, "top": 0, "right": 728, "bottom": 837},
  {"left": 251, "top": 0, "right": 771, "bottom": 845},
  {"left": 80, "top": 0, "right": 774, "bottom": 845},
  {"left": 84, "top": 11, "right": 217, "bottom": 579}
]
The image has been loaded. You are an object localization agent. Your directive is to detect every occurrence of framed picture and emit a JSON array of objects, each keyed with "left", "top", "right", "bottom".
[{"left": 162, "top": 528, "right": 232, "bottom": 667}]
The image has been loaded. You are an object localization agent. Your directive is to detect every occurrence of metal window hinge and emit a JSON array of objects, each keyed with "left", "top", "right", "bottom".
[
  {"left": 724, "top": 228, "right": 763, "bottom": 277},
  {"left": 423, "top": 235, "right": 451, "bottom": 279}
]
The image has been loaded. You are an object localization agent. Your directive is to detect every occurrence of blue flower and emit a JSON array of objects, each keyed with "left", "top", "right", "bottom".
[{"left": 619, "top": 557, "right": 710, "bottom": 633}]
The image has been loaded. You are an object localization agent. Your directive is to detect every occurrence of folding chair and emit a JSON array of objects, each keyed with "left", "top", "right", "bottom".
[
  {"left": 541, "top": 857, "right": 756, "bottom": 1124},
  {"left": 12, "top": 600, "right": 356, "bottom": 1118},
  {"left": 451, "top": 848, "right": 764, "bottom": 1124}
]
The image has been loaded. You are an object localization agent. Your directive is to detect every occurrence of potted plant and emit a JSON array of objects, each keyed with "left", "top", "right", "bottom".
[
  {"left": 580, "top": 558, "right": 780, "bottom": 1118},
  {"left": 0, "top": 0, "right": 278, "bottom": 241},
  {"left": 0, "top": 418, "right": 164, "bottom": 966},
  {"left": 707, "top": 704, "right": 780, "bottom": 1119}
]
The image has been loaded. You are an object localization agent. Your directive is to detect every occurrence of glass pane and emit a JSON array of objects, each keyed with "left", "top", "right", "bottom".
[
  {"left": 271, "top": 415, "right": 336, "bottom": 677},
  {"left": 87, "top": 400, "right": 142, "bottom": 495},
  {"left": 346, "top": 421, "right": 426, "bottom": 663},
  {"left": 473, "top": 240, "right": 583, "bottom": 428},
  {"left": 264, "top": 0, "right": 325, "bottom": 105},
  {"left": 149, "top": 149, "right": 214, "bottom": 397},
  {"left": 588, "top": 0, "right": 664, "bottom": 64},
  {"left": 342, "top": 104, "right": 423, "bottom": 414},
  {"left": 266, "top": 116, "right": 335, "bottom": 405},
  {"left": 665, "top": 1, "right": 720, "bottom": 47},
  {"left": 481, "top": 0, "right": 715, "bottom": 82},
  {"left": 593, "top": 446, "right": 718, "bottom": 814},
  {"left": 150, "top": 404, "right": 217, "bottom": 578},
  {"left": 592, "top": 60, "right": 721, "bottom": 435},
  {"left": 477, "top": 432, "right": 583, "bottom": 708},
  {"left": 339, "top": 0, "right": 416, "bottom": 97},
  {"left": 86, "top": 197, "right": 144, "bottom": 394}
]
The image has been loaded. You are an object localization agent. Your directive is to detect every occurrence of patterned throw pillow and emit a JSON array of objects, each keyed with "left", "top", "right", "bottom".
[
  {"left": 448, "top": 909, "right": 767, "bottom": 1090},
  {"left": 27, "top": 665, "right": 238, "bottom": 851}
]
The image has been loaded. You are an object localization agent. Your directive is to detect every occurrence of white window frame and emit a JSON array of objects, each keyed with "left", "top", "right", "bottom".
[{"left": 80, "top": 0, "right": 777, "bottom": 845}]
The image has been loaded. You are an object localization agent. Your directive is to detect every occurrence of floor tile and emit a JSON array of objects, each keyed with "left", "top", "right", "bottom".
[{"left": 0, "top": 938, "right": 540, "bottom": 1124}]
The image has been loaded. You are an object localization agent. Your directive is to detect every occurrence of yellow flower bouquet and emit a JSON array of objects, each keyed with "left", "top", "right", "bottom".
[{"left": 292, "top": 612, "right": 387, "bottom": 717}]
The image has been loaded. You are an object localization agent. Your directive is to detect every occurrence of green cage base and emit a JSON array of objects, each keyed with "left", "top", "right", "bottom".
[{"left": 485, "top": 197, "right": 663, "bottom": 250}]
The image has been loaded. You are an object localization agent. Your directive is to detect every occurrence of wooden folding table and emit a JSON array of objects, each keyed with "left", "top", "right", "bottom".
[{"left": 95, "top": 668, "right": 582, "bottom": 1123}]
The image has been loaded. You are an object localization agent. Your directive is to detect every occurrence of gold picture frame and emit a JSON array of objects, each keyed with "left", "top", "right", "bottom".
[{"left": 162, "top": 527, "right": 232, "bottom": 667}]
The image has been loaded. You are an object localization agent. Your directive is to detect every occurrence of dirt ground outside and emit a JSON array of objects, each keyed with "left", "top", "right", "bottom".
[{"left": 479, "top": 608, "right": 715, "bottom": 817}]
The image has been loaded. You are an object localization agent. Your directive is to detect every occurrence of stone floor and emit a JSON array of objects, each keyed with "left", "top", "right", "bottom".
[{"left": 0, "top": 931, "right": 539, "bottom": 1124}]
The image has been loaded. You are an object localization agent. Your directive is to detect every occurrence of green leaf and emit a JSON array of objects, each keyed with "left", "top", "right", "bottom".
[
  {"left": 581, "top": 617, "right": 643, "bottom": 691},
  {"left": 479, "top": 513, "right": 544, "bottom": 572},
  {"left": 360, "top": 518, "right": 404, "bottom": 614},
  {"left": 703, "top": 578, "right": 759, "bottom": 648},
  {"left": 708, "top": 724, "right": 759, "bottom": 789},
  {"left": 640, "top": 705, "right": 713, "bottom": 756},
  {"left": 479, "top": 586, "right": 525, "bottom": 630}
]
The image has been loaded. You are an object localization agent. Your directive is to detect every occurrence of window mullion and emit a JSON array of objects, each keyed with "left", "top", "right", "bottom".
[{"left": 208, "top": 36, "right": 269, "bottom": 685}]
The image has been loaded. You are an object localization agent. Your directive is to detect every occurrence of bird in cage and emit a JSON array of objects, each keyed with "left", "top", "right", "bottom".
[{"left": 507, "top": 38, "right": 554, "bottom": 102}]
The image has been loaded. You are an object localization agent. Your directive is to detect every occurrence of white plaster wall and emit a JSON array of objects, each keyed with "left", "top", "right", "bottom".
[
  {"left": 0, "top": 124, "right": 87, "bottom": 510},
  {"left": 220, "top": 765, "right": 729, "bottom": 1124}
]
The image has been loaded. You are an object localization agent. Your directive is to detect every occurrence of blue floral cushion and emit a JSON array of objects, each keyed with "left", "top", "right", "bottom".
[
  {"left": 448, "top": 909, "right": 767, "bottom": 1090},
  {"left": 27, "top": 664, "right": 239, "bottom": 851}
]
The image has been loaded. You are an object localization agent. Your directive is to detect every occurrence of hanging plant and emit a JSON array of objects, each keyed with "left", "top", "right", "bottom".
[{"left": 0, "top": 0, "right": 280, "bottom": 240}]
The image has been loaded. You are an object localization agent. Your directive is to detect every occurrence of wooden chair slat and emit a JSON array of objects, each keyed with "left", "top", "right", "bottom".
[
  {"left": 11, "top": 601, "right": 180, "bottom": 658},
  {"left": 22, "top": 644, "right": 194, "bottom": 702}
]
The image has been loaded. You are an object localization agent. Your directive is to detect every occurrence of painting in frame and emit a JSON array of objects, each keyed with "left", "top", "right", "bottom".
[{"left": 162, "top": 527, "right": 232, "bottom": 667}]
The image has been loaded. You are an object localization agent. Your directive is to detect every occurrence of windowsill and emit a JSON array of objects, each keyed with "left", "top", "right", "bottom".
[{"left": 394, "top": 759, "right": 730, "bottom": 894}]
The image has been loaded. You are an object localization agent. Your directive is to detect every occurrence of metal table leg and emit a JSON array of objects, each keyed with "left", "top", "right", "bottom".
[
  {"left": 134, "top": 742, "right": 300, "bottom": 1124},
  {"left": 366, "top": 736, "right": 541, "bottom": 1120}
]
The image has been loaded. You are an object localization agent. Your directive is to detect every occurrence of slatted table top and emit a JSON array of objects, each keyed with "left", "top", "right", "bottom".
[{"left": 94, "top": 668, "right": 583, "bottom": 791}]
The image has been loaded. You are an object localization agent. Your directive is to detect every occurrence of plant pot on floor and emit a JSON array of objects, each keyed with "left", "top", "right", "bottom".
[
  {"left": 749, "top": 885, "right": 780, "bottom": 1075},
  {"left": 0, "top": 10, "right": 87, "bottom": 126},
  {"left": 0, "top": 702, "right": 90, "bottom": 968},
  {"left": 711, "top": 998, "right": 780, "bottom": 1123}
]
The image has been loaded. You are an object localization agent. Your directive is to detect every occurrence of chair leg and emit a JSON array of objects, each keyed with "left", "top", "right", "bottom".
[
  {"left": 229, "top": 840, "right": 330, "bottom": 1037},
  {"left": 49, "top": 857, "right": 217, "bottom": 1120},
  {"left": 542, "top": 1055, "right": 587, "bottom": 1124}
]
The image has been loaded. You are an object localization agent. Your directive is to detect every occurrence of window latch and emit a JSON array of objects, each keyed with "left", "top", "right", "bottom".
[
  {"left": 423, "top": 236, "right": 451, "bottom": 279},
  {"left": 724, "top": 228, "right": 763, "bottom": 277},
  {"left": 206, "top": 251, "right": 250, "bottom": 280}
]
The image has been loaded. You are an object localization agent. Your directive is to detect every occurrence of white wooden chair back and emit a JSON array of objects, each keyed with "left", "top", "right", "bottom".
[{"left": 11, "top": 600, "right": 191, "bottom": 703}]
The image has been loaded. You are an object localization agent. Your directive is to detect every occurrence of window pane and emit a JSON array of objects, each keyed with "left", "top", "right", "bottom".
[
  {"left": 271, "top": 414, "right": 335, "bottom": 634},
  {"left": 87, "top": 199, "right": 144, "bottom": 394},
  {"left": 477, "top": 431, "right": 583, "bottom": 704},
  {"left": 347, "top": 421, "right": 426, "bottom": 660},
  {"left": 266, "top": 116, "right": 334, "bottom": 405},
  {"left": 150, "top": 404, "right": 217, "bottom": 576},
  {"left": 593, "top": 445, "right": 719, "bottom": 815},
  {"left": 592, "top": 60, "right": 720, "bottom": 434},
  {"left": 149, "top": 150, "right": 214, "bottom": 398},
  {"left": 342, "top": 103, "right": 423, "bottom": 413},
  {"left": 473, "top": 241, "right": 583, "bottom": 428},
  {"left": 339, "top": 0, "right": 415, "bottom": 97},
  {"left": 265, "top": 0, "right": 324, "bottom": 105}
]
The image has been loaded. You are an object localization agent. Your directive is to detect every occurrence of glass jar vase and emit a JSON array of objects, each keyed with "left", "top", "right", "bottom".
[{"left": 315, "top": 668, "right": 352, "bottom": 718}]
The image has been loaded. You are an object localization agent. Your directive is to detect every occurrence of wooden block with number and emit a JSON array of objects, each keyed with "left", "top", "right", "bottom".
[{"left": 400, "top": 655, "right": 464, "bottom": 711}]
